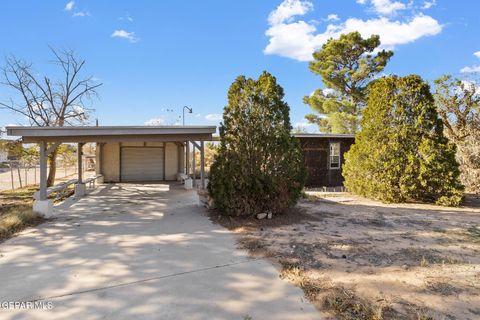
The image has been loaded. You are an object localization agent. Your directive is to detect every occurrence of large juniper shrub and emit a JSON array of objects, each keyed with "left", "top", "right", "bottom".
[
  {"left": 208, "top": 72, "right": 306, "bottom": 216},
  {"left": 343, "top": 75, "right": 463, "bottom": 206}
]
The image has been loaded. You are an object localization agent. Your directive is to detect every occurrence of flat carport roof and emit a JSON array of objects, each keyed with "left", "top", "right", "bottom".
[
  {"left": 6, "top": 125, "right": 216, "bottom": 216},
  {"left": 6, "top": 125, "right": 217, "bottom": 143}
]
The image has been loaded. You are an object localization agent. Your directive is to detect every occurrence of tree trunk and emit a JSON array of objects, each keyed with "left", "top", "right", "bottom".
[{"left": 47, "top": 147, "right": 58, "bottom": 187}]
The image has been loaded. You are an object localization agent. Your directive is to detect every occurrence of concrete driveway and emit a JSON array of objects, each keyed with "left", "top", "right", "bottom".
[{"left": 0, "top": 183, "right": 320, "bottom": 320}]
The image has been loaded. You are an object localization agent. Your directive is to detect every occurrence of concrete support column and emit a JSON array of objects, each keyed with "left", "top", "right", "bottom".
[
  {"left": 39, "top": 141, "right": 47, "bottom": 200},
  {"left": 75, "top": 142, "right": 86, "bottom": 197},
  {"left": 200, "top": 140, "right": 205, "bottom": 189},
  {"left": 33, "top": 141, "right": 53, "bottom": 218},
  {"left": 97, "top": 143, "right": 104, "bottom": 184},
  {"left": 177, "top": 143, "right": 183, "bottom": 174},
  {"left": 186, "top": 141, "right": 190, "bottom": 176},
  {"left": 191, "top": 142, "right": 196, "bottom": 187},
  {"left": 97, "top": 143, "right": 103, "bottom": 175},
  {"left": 77, "top": 143, "right": 84, "bottom": 183}
]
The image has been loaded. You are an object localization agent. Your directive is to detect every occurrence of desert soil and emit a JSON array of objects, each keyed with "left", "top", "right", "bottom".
[{"left": 210, "top": 193, "right": 480, "bottom": 320}]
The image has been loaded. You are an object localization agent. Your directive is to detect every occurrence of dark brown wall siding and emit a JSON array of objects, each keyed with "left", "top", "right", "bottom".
[{"left": 297, "top": 137, "right": 355, "bottom": 187}]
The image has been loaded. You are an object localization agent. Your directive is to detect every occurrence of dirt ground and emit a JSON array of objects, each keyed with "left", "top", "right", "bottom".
[{"left": 209, "top": 193, "right": 480, "bottom": 320}]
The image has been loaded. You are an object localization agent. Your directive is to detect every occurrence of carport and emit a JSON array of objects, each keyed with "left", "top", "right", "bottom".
[{"left": 6, "top": 125, "right": 216, "bottom": 217}]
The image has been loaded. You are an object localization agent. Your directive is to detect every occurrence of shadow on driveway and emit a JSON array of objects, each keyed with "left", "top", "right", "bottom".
[{"left": 0, "top": 183, "right": 319, "bottom": 320}]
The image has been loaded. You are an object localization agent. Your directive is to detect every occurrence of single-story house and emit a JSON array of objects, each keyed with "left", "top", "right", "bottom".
[
  {"left": 294, "top": 133, "right": 355, "bottom": 188},
  {"left": 96, "top": 133, "right": 355, "bottom": 187},
  {"left": 6, "top": 126, "right": 355, "bottom": 215}
]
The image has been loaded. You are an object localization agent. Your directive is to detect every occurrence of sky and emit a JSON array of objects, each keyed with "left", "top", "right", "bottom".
[{"left": 0, "top": 0, "right": 479, "bottom": 132}]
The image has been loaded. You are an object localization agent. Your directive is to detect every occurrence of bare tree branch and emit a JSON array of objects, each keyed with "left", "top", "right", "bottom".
[{"left": 0, "top": 47, "right": 102, "bottom": 186}]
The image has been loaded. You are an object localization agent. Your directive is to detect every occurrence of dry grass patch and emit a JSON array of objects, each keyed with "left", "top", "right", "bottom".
[
  {"left": 423, "top": 277, "right": 463, "bottom": 296},
  {"left": 323, "top": 287, "right": 385, "bottom": 320},
  {"left": 279, "top": 261, "right": 392, "bottom": 320},
  {"left": 209, "top": 192, "right": 480, "bottom": 319},
  {"left": 0, "top": 187, "right": 44, "bottom": 242}
]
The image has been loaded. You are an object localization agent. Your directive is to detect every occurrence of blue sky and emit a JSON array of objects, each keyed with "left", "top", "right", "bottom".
[{"left": 0, "top": 0, "right": 479, "bottom": 131}]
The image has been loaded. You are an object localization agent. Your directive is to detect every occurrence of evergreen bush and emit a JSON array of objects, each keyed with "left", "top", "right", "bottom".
[
  {"left": 208, "top": 72, "right": 306, "bottom": 216},
  {"left": 343, "top": 75, "right": 463, "bottom": 206}
]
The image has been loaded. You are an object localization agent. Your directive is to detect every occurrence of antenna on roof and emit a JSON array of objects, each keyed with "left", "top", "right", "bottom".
[{"left": 95, "top": 118, "right": 99, "bottom": 127}]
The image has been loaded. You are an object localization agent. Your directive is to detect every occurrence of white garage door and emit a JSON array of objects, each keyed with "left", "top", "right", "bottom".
[{"left": 121, "top": 147, "right": 164, "bottom": 181}]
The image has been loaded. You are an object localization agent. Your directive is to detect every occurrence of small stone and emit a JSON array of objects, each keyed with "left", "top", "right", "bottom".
[
  {"left": 402, "top": 264, "right": 409, "bottom": 270},
  {"left": 256, "top": 213, "right": 267, "bottom": 219},
  {"left": 267, "top": 212, "right": 273, "bottom": 219}
]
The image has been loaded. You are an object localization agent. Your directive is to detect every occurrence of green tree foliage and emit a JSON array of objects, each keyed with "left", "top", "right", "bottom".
[
  {"left": 343, "top": 75, "right": 463, "bottom": 206},
  {"left": 434, "top": 75, "right": 480, "bottom": 194},
  {"left": 57, "top": 144, "right": 76, "bottom": 166},
  {"left": 22, "top": 145, "right": 39, "bottom": 167},
  {"left": 208, "top": 72, "right": 306, "bottom": 216},
  {"left": 304, "top": 32, "right": 393, "bottom": 133},
  {"left": 4, "top": 140, "right": 23, "bottom": 160}
]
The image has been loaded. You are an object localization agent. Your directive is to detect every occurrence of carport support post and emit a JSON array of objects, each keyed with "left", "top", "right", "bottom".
[
  {"left": 75, "top": 142, "right": 86, "bottom": 197},
  {"left": 200, "top": 140, "right": 205, "bottom": 189},
  {"left": 185, "top": 141, "right": 190, "bottom": 176},
  {"left": 39, "top": 141, "right": 47, "bottom": 200},
  {"left": 191, "top": 142, "right": 196, "bottom": 187},
  {"left": 32, "top": 141, "right": 54, "bottom": 218},
  {"left": 97, "top": 143, "right": 104, "bottom": 184}
]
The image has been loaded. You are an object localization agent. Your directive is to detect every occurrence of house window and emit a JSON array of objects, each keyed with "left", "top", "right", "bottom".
[{"left": 329, "top": 142, "right": 341, "bottom": 169}]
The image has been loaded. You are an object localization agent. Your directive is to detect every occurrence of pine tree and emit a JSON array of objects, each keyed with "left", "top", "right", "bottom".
[
  {"left": 208, "top": 72, "right": 306, "bottom": 216},
  {"left": 343, "top": 75, "right": 463, "bottom": 206},
  {"left": 304, "top": 32, "right": 393, "bottom": 133}
]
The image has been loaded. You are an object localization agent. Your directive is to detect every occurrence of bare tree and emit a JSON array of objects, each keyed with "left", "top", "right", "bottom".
[
  {"left": 0, "top": 47, "right": 101, "bottom": 186},
  {"left": 434, "top": 75, "right": 480, "bottom": 194}
]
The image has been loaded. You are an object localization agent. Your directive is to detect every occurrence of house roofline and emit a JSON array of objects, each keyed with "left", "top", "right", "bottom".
[
  {"left": 6, "top": 125, "right": 217, "bottom": 143},
  {"left": 293, "top": 133, "right": 355, "bottom": 138}
]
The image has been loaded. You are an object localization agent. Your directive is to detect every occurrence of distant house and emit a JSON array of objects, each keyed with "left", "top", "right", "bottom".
[{"left": 294, "top": 133, "right": 355, "bottom": 188}]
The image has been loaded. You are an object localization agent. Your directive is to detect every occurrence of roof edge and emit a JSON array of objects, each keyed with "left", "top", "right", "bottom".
[{"left": 293, "top": 133, "right": 356, "bottom": 138}]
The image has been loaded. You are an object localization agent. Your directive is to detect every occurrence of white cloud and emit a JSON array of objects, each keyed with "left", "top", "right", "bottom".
[
  {"left": 264, "top": 0, "right": 442, "bottom": 62},
  {"left": 357, "top": 0, "right": 407, "bottom": 16},
  {"left": 119, "top": 13, "right": 134, "bottom": 22},
  {"left": 72, "top": 11, "right": 90, "bottom": 17},
  {"left": 339, "top": 15, "right": 442, "bottom": 47},
  {"left": 422, "top": 1, "right": 436, "bottom": 9},
  {"left": 205, "top": 113, "right": 222, "bottom": 121},
  {"left": 144, "top": 117, "right": 165, "bottom": 126},
  {"left": 461, "top": 52, "right": 480, "bottom": 73},
  {"left": 265, "top": 20, "right": 324, "bottom": 61},
  {"left": 111, "top": 30, "right": 139, "bottom": 43},
  {"left": 326, "top": 14, "right": 340, "bottom": 22},
  {"left": 460, "top": 66, "right": 480, "bottom": 74},
  {"left": 370, "top": 0, "right": 406, "bottom": 16},
  {"left": 64, "top": 1, "right": 74, "bottom": 11},
  {"left": 294, "top": 121, "right": 314, "bottom": 128},
  {"left": 268, "top": 0, "right": 313, "bottom": 25}
]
